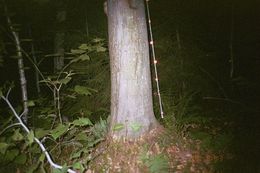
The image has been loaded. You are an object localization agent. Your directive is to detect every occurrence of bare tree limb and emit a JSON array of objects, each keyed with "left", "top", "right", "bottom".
[{"left": 1, "top": 89, "right": 76, "bottom": 173}]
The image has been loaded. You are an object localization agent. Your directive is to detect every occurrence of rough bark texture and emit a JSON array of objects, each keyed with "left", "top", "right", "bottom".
[{"left": 107, "top": 0, "right": 158, "bottom": 139}]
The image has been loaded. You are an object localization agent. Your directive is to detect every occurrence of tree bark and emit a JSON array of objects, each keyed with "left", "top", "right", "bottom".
[
  {"left": 5, "top": 5, "right": 28, "bottom": 123},
  {"left": 107, "top": 0, "right": 158, "bottom": 139},
  {"left": 54, "top": 8, "right": 66, "bottom": 72},
  {"left": 29, "top": 26, "right": 41, "bottom": 95}
]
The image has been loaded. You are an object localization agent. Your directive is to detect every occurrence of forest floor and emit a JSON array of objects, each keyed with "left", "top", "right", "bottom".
[{"left": 87, "top": 126, "right": 232, "bottom": 173}]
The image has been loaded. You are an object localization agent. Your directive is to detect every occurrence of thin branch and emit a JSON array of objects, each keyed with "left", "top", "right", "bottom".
[
  {"left": 1, "top": 91, "right": 76, "bottom": 173},
  {"left": 6, "top": 87, "right": 11, "bottom": 99},
  {"left": 0, "top": 123, "right": 21, "bottom": 136},
  {"left": 19, "top": 110, "right": 26, "bottom": 118},
  {"left": 20, "top": 49, "right": 53, "bottom": 92},
  {"left": 203, "top": 96, "right": 244, "bottom": 106},
  {"left": 0, "top": 18, "right": 53, "bottom": 92}
]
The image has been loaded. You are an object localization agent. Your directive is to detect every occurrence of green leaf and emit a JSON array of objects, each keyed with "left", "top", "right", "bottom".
[
  {"left": 52, "top": 165, "right": 69, "bottom": 173},
  {"left": 96, "top": 46, "right": 106, "bottom": 52},
  {"left": 47, "top": 114, "right": 56, "bottom": 118},
  {"left": 39, "top": 153, "right": 46, "bottom": 162},
  {"left": 0, "top": 143, "right": 9, "bottom": 154},
  {"left": 113, "top": 123, "right": 124, "bottom": 131},
  {"left": 45, "top": 53, "right": 61, "bottom": 57},
  {"left": 70, "top": 148, "right": 89, "bottom": 159},
  {"left": 59, "top": 77, "right": 72, "bottom": 85},
  {"left": 52, "top": 168, "right": 63, "bottom": 173},
  {"left": 5, "top": 149, "right": 19, "bottom": 161},
  {"left": 74, "top": 132, "right": 87, "bottom": 141},
  {"left": 66, "top": 94, "right": 77, "bottom": 99},
  {"left": 87, "top": 138, "right": 104, "bottom": 148},
  {"left": 70, "top": 53, "right": 90, "bottom": 63},
  {"left": 130, "top": 122, "right": 142, "bottom": 132},
  {"left": 74, "top": 85, "right": 92, "bottom": 96},
  {"left": 73, "top": 162, "right": 84, "bottom": 172},
  {"left": 72, "top": 118, "right": 93, "bottom": 127},
  {"left": 28, "top": 143, "right": 41, "bottom": 154},
  {"left": 39, "top": 79, "right": 49, "bottom": 84},
  {"left": 78, "top": 53, "right": 90, "bottom": 61},
  {"left": 60, "top": 165, "right": 69, "bottom": 173},
  {"left": 146, "top": 154, "right": 169, "bottom": 173},
  {"left": 78, "top": 43, "right": 89, "bottom": 50},
  {"left": 71, "top": 49, "right": 85, "bottom": 54},
  {"left": 35, "top": 128, "right": 49, "bottom": 138},
  {"left": 70, "top": 150, "right": 82, "bottom": 159},
  {"left": 14, "top": 153, "right": 27, "bottom": 164},
  {"left": 26, "top": 163, "right": 39, "bottom": 173},
  {"left": 70, "top": 57, "right": 80, "bottom": 63},
  {"left": 12, "top": 129, "right": 24, "bottom": 141},
  {"left": 50, "top": 124, "right": 69, "bottom": 140},
  {"left": 27, "top": 100, "right": 35, "bottom": 107},
  {"left": 27, "top": 130, "right": 34, "bottom": 145},
  {"left": 92, "top": 38, "right": 105, "bottom": 43}
]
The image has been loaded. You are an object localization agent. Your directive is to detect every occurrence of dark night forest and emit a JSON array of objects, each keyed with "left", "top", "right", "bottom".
[{"left": 0, "top": 0, "right": 259, "bottom": 172}]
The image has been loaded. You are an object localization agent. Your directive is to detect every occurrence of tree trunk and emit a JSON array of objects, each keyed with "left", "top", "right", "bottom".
[
  {"left": 29, "top": 26, "right": 41, "bottom": 95},
  {"left": 107, "top": 0, "right": 158, "bottom": 139},
  {"left": 54, "top": 8, "right": 66, "bottom": 72},
  {"left": 5, "top": 5, "right": 28, "bottom": 123},
  {"left": 229, "top": 3, "right": 234, "bottom": 79}
]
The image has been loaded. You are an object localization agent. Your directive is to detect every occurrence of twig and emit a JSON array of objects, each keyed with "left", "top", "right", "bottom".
[
  {"left": 203, "top": 96, "right": 244, "bottom": 106},
  {"left": 1, "top": 90, "right": 76, "bottom": 173},
  {"left": 0, "top": 123, "right": 20, "bottom": 136}
]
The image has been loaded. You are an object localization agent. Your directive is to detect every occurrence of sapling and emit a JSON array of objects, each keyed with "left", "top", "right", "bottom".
[{"left": 0, "top": 88, "right": 76, "bottom": 173}]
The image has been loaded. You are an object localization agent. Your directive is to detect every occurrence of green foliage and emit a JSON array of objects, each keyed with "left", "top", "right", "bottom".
[
  {"left": 4, "top": 149, "right": 19, "bottom": 162},
  {"left": 50, "top": 124, "right": 70, "bottom": 140},
  {"left": 74, "top": 85, "right": 95, "bottom": 96},
  {"left": 130, "top": 122, "right": 142, "bottom": 132},
  {"left": 0, "top": 143, "right": 8, "bottom": 154},
  {"left": 27, "top": 130, "right": 34, "bottom": 145},
  {"left": 27, "top": 100, "right": 36, "bottom": 107},
  {"left": 72, "top": 162, "right": 84, "bottom": 172},
  {"left": 0, "top": 37, "right": 109, "bottom": 172},
  {"left": 112, "top": 123, "right": 124, "bottom": 131},
  {"left": 68, "top": 40, "right": 106, "bottom": 64},
  {"left": 12, "top": 129, "right": 24, "bottom": 141},
  {"left": 92, "top": 118, "right": 108, "bottom": 139},
  {"left": 52, "top": 164, "right": 68, "bottom": 173},
  {"left": 140, "top": 152, "right": 169, "bottom": 173},
  {"left": 71, "top": 117, "right": 93, "bottom": 127},
  {"left": 34, "top": 128, "right": 49, "bottom": 138},
  {"left": 14, "top": 153, "right": 27, "bottom": 164}
]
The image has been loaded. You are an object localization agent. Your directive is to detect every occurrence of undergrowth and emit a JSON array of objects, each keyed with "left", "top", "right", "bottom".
[
  {"left": 0, "top": 30, "right": 258, "bottom": 173},
  {"left": 0, "top": 38, "right": 110, "bottom": 172}
]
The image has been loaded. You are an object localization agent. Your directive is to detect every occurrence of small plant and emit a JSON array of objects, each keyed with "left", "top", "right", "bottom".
[
  {"left": 0, "top": 38, "right": 108, "bottom": 173},
  {"left": 139, "top": 147, "right": 169, "bottom": 173}
]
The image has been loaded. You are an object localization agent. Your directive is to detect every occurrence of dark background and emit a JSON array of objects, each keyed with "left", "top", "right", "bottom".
[{"left": 0, "top": 0, "right": 259, "bottom": 172}]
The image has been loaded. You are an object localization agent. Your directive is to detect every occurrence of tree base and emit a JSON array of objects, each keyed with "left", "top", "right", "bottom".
[{"left": 88, "top": 126, "right": 165, "bottom": 173}]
